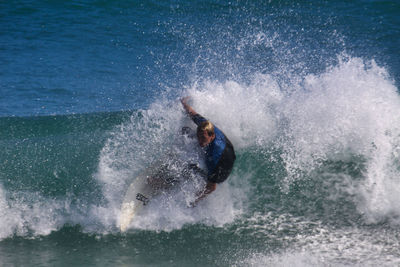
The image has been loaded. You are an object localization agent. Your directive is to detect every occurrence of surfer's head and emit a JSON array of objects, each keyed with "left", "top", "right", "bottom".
[{"left": 197, "top": 121, "right": 215, "bottom": 147}]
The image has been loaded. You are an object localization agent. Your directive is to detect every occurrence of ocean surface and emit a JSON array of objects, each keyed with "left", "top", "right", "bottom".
[{"left": 1, "top": 0, "right": 400, "bottom": 266}]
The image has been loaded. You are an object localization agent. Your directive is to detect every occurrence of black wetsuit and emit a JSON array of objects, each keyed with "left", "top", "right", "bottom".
[{"left": 191, "top": 114, "right": 236, "bottom": 184}]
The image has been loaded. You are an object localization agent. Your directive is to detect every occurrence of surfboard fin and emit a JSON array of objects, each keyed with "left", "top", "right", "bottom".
[{"left": 136, "top": 193, "right": 149, "bottom": 205}]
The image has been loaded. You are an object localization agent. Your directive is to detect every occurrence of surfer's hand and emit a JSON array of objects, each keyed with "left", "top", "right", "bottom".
[
  {"left": 180, "top": 96, "right": 190, "bottom": 105},
  {"left": 180, "top": 96, "right": 198, "bottom": 117}
]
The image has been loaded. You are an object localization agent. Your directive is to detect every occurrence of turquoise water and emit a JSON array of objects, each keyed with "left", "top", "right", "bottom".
[{"left": 1, "top": 1, "right": 400, "bottom": 266}]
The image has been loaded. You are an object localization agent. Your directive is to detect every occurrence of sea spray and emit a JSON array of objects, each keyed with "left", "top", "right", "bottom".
[
  {"left": 276, "top": 57, "right": 400, "bottom": 224},
  {"left": 96, "top": 104, "right": 241, "bottom": 231},
  {"left": 95, "top": 55, "right": 400, "bottom": 233},
  {"left": 0, "top": 55, "right": 398, "bottom": 241},
  {"left": 0, "top": 184, "right": 70, "bottom": 239}
]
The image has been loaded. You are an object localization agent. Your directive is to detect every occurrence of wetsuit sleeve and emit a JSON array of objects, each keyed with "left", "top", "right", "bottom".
[{"left": 191, "top": 114, "right": 207, "bottom": 126}]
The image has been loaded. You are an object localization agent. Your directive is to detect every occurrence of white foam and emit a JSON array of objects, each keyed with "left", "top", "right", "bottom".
[
  {"left": 95, "top": 100, "right": 244, "bottom": 232},
  {"left": 186, "top": 74, "right": 283, "bottom": 149},
  {"left": 280, "top": 57, "right": 399, "bottom": 173},
  {"left": 96, "top": 55, "right": 400, "bottom": 232},
  {"left": 239, "top": 252, "right": 326, "bottom": 267},
  {"left": 2, "top": 52, "right": 399, "bottom": 240},
  {"left": 275, "top": 57, "right": 400, "bottom": 224},
  {"left": 184, "top": 56, "right": 400, "bottom": 225},
  {"left": 235, "top": 213, "right": 400, "bottom": 266},
  {"left": 0, "top": 184, "right": 70, "bottom": 240}
]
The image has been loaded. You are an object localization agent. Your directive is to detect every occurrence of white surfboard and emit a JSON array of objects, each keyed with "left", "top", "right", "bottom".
[
  {"left": 119, "top": 172, "right": 154, "bottom": 232},
  {"left": 119, "top": 160, "right": 179, "bottom": 232}
]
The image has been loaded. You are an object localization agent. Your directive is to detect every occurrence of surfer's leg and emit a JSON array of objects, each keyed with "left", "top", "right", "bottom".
[
  {"left": 147, "top": 176, "right": 163, "bottom": 190},
  {"left": 147, "top": 171, "right": 178, "bottom": 190},
  {"left": 181, "top": 163, "right": 207, "bottom": 181}
]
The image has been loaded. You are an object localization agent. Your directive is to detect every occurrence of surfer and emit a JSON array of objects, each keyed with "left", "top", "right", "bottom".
[{"left": 181, "top": 96, "right": 236, "bottom": 206}]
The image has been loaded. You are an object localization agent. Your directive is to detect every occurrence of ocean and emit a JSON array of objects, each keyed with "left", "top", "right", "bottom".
[{"left": 1, "top": 0, "right": 400, "bottom": 266}]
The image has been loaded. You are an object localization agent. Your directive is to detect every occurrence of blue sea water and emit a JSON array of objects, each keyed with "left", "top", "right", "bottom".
[{"left": 1, "top": 0, "right": 400, "bottom": 266}]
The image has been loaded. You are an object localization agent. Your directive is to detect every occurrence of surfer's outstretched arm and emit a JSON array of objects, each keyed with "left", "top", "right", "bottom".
[{"left": 191, "top": 182, "right": 216, "bottom": 207}]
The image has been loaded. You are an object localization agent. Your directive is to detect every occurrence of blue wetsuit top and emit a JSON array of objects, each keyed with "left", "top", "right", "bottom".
[{"left": 191, "top": 114, "right": 236, "bottom": 184}]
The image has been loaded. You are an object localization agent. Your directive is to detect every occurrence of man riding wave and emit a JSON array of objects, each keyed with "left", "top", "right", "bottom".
[{"left": 181, "top": 97, "right": 236, "bottom": 206}]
